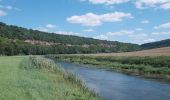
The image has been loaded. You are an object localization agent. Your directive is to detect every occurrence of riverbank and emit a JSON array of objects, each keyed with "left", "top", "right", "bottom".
[
  {"left": 0, "top": 56, "right": 102, "bottom": 100},
  {"left": 55, "top": 55, "right": 170, "bottom": 81}
]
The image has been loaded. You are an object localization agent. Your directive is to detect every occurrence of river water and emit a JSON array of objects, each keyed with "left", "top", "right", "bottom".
[{"left": 56, "top": 61, "right": 170, "bottom": 100}]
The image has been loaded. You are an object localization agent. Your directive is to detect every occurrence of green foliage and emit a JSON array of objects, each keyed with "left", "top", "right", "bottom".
[
  {"left": 55, "top": 55, "right": 170, "bottom": 79},
  {"left": 0, "top": 22, "right": 141, "bottom": 55},
  {"left": 141, "top": 39, "right": 170, "bottom": 49},
  {"left": 0, "top": 56, "right": 102, "bottom": 100}
]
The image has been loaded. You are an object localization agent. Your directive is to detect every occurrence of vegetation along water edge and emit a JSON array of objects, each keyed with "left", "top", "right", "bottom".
[
  {"left": 54, "top": 55, "right": 170, "bottom": 81},
  {"left": 0, "top": 56, "right": 102, "bottom": 100}
]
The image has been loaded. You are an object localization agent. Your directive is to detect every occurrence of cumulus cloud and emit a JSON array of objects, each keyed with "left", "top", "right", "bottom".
[
  {"left": 143, "top": 38, "right": 156, "bottom": 43},
  {"left": 55, "top": 31, "right": 80, "bottom": 35},
  {"left": 0, "top": 10, "right": 6, "bottom": 16},
  {"left": 128, "top": 33, "right": 150, "bottom": 44},
  {"left": 82, "top": 0, "right": 129, "bottom": 5},
  {"left": 128, "top": 33, "right": 148, "bottom": 38},
  {"left": 35, "top": 26, "right": 80, "bottom": 36},
  {"left": 135, "top": 0, "right": 170, "bottom": 10},
  {"left": 154, "top": 22, "right": 170, "bottom": 29},
  {"left": 46, "top": 24, "right": 57, "bottom": 29},
  {"left": 152, "top": 31, "right": 170, "bottom": 35},
  {"left": 67, "top": 12, "right": 133, "bottom": 26},
  {"left": 92, "top": 29, "right": 157, "bottom": 44},
  {"left": 36, "top": 24, "right": 57, "bottom": 32},
  {"left": 36, "top": 27, "right": 49, "bottom": 32},
  {"left": 106, "top": 30, "right": 134, "bottom": 36},
  {"left": 94, "top": 34, "right": 108, "bottom": 40},
  {"left": 104, "top": 30, "right": 147, "bottom": 38},
  {"left": 160, "top": 2, "right": 170, "bottom": 10},
  {"left": 101, "top": 29, "right": 153, "bottom": 44}
]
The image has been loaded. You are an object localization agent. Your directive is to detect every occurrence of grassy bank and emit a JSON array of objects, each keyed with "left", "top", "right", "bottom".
[
  {"left": 0, "top": 56, "right": 102, "bottom": 100},
  {"left": 55, "top": 55, "right": 170, "bottom": 80}
]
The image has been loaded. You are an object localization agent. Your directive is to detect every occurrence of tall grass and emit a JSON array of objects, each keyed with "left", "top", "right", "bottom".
[
  {"left": 0, "top": 56, "right": 102, "bottom": 100},
  {"left": 23, "top": 56, "right": 102, "bottom": 100},
  {"left": 55, "top": 55, "right": 170, "bottom": 80},
  {"left": 24, "top": 56, "right": 84, "bottom": 87}
]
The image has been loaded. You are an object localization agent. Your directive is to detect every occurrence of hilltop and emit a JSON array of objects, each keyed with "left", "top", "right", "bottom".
[{"left": 141, "top": 39, "right": 170, "bottom": 49}]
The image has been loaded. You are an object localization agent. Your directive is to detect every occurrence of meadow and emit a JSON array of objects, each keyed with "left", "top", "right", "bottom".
[
  {"left": 0, "top": 56, "right": 102, "bottom": 100},
  {"left": 71, "top": 47, "right": 170, "bottom": 57}
]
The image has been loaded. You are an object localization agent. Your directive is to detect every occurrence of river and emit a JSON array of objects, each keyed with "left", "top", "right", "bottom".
[{"left": 56, "top": 61, "right": 170, "bottom": 100}]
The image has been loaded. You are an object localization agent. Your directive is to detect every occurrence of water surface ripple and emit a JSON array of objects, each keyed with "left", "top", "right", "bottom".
[{"left": 57, "top": 61, "right": 170, "bottom": 100}]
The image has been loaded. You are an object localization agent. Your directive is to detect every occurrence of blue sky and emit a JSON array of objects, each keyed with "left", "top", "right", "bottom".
[{"left": 0, "top": 0, "right": 170, "bottom": 44}]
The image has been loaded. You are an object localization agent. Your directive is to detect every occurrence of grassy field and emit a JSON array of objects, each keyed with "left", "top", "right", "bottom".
[
  {"left": 55, "top": 55, "right": 170, "bottom": 80},
  {"left": 0, "top": 56, "right": 102, "bottom": 100},
  {"left": 71, "top": 47, "right": 170, "bottom": 57}
]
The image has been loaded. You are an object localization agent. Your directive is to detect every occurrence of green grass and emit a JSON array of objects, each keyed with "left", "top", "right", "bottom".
[
  {"left": 0, "top": 56, "right": 102, "bottom": 100},
  {"left": 55, "top": 55, "right": 170, "bottom": 80}
]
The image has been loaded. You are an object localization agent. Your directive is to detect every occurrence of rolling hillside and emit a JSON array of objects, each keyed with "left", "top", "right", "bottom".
[
  {"left": 0, "top": 22, "right": 141, "bottom": 55},
  {"left": 141, "top": 39, "right": 170, "bottom": 49},
  {"left": 0, "top": 22, "right": 170, "bottom": 56}
]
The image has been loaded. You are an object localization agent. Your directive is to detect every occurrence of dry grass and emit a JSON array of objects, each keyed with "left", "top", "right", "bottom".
[{"left": 73, "top": 47, "right": 170, "bottom": 57}]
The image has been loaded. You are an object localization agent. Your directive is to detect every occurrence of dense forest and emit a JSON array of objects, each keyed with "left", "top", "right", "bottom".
[{"left": 0, "top": 22, "right": 141, "bottom": 55}]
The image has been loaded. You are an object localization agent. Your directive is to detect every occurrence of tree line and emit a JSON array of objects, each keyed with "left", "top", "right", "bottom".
[{"left": 0, "top": 22, "right": 143, "bottom": 56}]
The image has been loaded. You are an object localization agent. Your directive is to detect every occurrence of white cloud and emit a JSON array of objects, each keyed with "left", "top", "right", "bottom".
[
  {"left": 36, "top": 24, "right": 57, "bottom": 32},
  {"left": 83, "top": 29, "right": 94, "bottom": 32},
  {"left": 36, "top": 26, "right": 80, "bottom": 36},
  {"left": 104, "top": 29, "right": 150, "bottom": 44},
  {"left": 82, "top": 0, "right": 129, "bottom": 5},
  {"left": 135, "top": 0, "right": 170, "bottom": 10},
  {"left": 141, "top": 20, "right": 149, "bottom": 24},
  {"left": 94, "top": 34, "right": 108, "bottom": 40},
  {"left": 106, "top": 30, "right": 134, "bottom": 36},
  {"left": 55, "top": 31, "right": 80, "bottom": 35},
  {"left": 0, "top": 5, "right": 21, "bottom": 11},
  {"left": 152, "top": 31, "right": 170, "bottom": 35},
  {"left": 143, "top": 38, "right": 156, "bottom": 43},
  {"left": 128, "top": 33, "right": 148, "bottom": 38},
  {"left": 160, "top": 2, "right": 170, "bottom": 10},
  {"left": 154, "top": 22, "right": 170, "bottom": 29},
  {"left": 103, "top": 30, "right": 146, "bottom": 37},
  {"left": 67, "top": 12, "right": 133, "bottom": 26},
  {"left": 46, "top": 24, "right": 57, "bottom": 29},
  {"left": 0, "top": 10, "right": 6, "bottom": 16},
  {"left": 128, "top": 33, "right": 150, "bottom": 44},
  {"left": 36, "top": 27, "right": 49, "bottom": 32},
  {"left": 94, "top": 29, "right": 156, "bottom": 44}
]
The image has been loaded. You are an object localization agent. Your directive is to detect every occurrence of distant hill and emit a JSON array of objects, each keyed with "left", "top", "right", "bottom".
[
  {"left": 141, "top": 39, "right": 170, "bottom": 49},
  {"left": 0, "top": 22, "right": 141, "bottom": 55}
]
